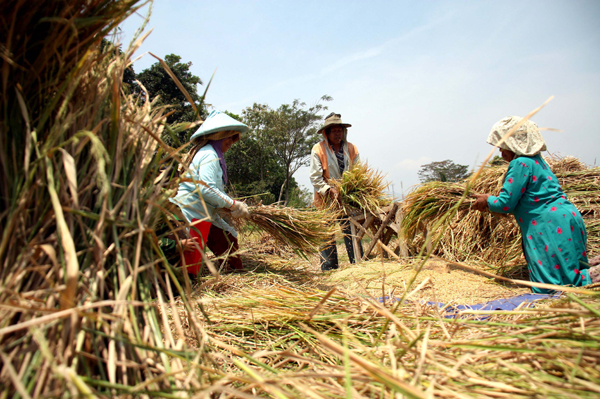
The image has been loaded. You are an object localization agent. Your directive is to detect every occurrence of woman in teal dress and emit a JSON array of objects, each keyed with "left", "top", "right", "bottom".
[{"left": 472, "top": 116, "right": 599, "bottom": 292}]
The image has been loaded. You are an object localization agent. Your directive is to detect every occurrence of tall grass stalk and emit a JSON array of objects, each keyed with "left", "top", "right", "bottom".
[{"left": 0, "top": 1, "right": 214, "bottom": 396}]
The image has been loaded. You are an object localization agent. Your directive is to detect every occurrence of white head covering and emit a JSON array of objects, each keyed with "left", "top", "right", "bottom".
[
  {"left": 189, "top": 110, "right": 249, "bottom": 142},
  {"left": 486, "top": 116, "right": 547, "bottom": 157}
]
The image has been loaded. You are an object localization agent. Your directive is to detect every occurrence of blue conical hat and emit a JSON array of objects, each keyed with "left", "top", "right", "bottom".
[{"left": 190, "top": 110, "right": 249, "bottom": 142}]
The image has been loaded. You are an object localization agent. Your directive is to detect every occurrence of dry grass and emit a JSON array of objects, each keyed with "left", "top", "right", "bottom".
[
  {"left": 329, "top": 162, "right": 393, "bottom": 216},
  {"left": 0, "top": 2, "right": 208, "bottom": 396},
  {"left": 166, "top": 244, "right": 600, "bottom": 399},
  {"left": 400, "top": 155, "right": 600, "bottom": 276}
]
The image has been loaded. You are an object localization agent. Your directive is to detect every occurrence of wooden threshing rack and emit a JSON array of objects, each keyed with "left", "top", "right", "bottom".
[{"left": 347, "top": 202, "right": 410, "bottom": 263}]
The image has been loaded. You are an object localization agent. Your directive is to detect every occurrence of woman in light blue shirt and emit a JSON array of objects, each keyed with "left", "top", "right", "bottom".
[{"left": 171, "top": 110, "right": 250, "bottom": 274}]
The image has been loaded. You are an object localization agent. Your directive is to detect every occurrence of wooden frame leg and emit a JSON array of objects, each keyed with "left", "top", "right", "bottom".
[
  {"left": 362, "top": 203, "right": 399, "bottom": 261},
  {"left": 350, "top": 218, "right": 401, "bottom": 262},
  {"left": 350, "top": 222, "right": 362, "bottom": 264}
]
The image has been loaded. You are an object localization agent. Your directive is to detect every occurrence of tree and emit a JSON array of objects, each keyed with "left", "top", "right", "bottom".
[
  {"left": 417, "top": 160, "right": 470, "bottom": 183},
  {"left": 239, "top": 104, "right": 274, "bottom": 184},
  {"left": 286, "top": 186, "right": 313, "bottom": 208},
  {"left": 135, "top": 54, "right": 206, "bottom": 144},
  {"left": 242, "top": 96, "right": 331, "bottom": 205},
  {"left": 224, "top": 111, "right": 293, "bottom": 204},
  {"left": 489, "top": 155, "right": 507, "bottom": 166}
]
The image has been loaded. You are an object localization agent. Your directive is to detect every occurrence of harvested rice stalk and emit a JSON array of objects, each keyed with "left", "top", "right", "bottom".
[
  {"left": 546, "top": 154, "right": 588, "bottom": 172},
  {"left": 0, "top": 2, "right": 217, "bottom": 397},
  {"left": 401, "top": 155, "right": 600, "bottom": 271},
  {"left": 329, "top": 162, "right": 392, "bottom": 216},
  {"left": 246, "top": 205, "right": 339, "bottom": 254},
  {"left": 400, "top": 182, "right": 467, "bottom": 239}
]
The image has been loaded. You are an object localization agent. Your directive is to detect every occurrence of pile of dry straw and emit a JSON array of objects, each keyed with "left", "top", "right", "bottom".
[
  {"left": 1, "top": 1, "right": 208, "bottom": 396},
  {"left": 401, "top": 156, "right": 600, "bottom": 276},
  {"left": 189, "top": 276, "right": 600, "bottom": 399}
]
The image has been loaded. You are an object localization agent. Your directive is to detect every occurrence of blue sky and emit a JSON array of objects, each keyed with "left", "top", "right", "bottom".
[{"left": 119, "top": 0, "right": 600, "bottom": 196}]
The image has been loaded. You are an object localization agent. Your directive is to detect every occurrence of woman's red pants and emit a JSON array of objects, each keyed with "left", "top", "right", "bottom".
[{"left": 184, "top": 219, "right": 243, "bottom": 274}]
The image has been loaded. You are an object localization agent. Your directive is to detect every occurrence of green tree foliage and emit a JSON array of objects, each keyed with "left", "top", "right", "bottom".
[
  {"left": 240, "top": 96, "right": 331, "bottom": 205},
  {"left": 225, "top": 108, "right": 320, "bottom": 207},
  {"left": 224, "top": 111, "right": 296, "bottom": 205},
  {"left": 286, "top": 186, "right": 313, "bottom": 208},
  {"left": 417, "top": 160, "right": 470, "bottom": 183},
  {"left": 489, "top": 155, "right": 508, "bottom": 166},
  {"left": 136, "top": 54, "right": 206, "bottom": 144},
  {"left": 271, "top": 97, "right": 331, "bottom": 204}
]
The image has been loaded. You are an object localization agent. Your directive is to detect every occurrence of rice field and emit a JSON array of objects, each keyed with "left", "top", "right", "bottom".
[{"left": 2, "top": 2, "right": 600, "bottom": 398}]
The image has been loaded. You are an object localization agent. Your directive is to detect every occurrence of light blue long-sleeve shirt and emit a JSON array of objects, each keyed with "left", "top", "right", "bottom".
[{"left": 170, "top": 144, "right": 237, "bottom": 236}]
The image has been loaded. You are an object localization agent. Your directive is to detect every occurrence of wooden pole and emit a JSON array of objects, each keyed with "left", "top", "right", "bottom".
[
  {"left": 356, "top": 214, "right": 375, "bottom": 241},
  {"left": 377, "top": 241, "right": 400, "bottom": 260},
  {"left": 349, "top": 221, "right": 362, "bottom": 264},
  {"left": 362, "top": 203, "right": 398, "bottom": 261},
  {"left": 351, "top": 213, "right": 401, "bottom": 261}
]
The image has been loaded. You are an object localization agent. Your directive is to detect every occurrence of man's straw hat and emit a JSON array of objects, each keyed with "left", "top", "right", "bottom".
[{"left": 317, "top": 113, "right": 352, "bottom": 134}]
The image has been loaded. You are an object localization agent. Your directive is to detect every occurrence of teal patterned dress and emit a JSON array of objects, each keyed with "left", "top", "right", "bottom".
[{"left": 487, "top": 154, "right": 590, "bottom": 293}]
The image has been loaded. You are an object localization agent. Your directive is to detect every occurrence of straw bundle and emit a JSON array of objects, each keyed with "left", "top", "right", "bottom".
[
  {"left": 329, "top": 162, "right": 393, "bottom": 216},
  {"left": 401, "top": 156, "right": 600, "bottom": 273},
  {"left": 246, "top": 205, "right": 339, "bottom": 254},
  {"left": 0, "top": 2, "right": 216, "bottom": 396}
]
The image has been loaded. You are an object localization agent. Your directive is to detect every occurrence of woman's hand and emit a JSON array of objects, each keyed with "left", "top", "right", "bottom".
[
  {"left": 180, "top": 238, "right": 200, "bottom": 252},
  {"left": 230, "top": 200, "right": 250, "bottom": 218},
  {"left": 471, "top": 193, "right": 491, "bottom": 212}
]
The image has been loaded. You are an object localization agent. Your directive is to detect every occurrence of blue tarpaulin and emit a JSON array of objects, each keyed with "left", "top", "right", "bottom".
[{"left": 378, "top": 293, "right": 559, "bottom": 320}]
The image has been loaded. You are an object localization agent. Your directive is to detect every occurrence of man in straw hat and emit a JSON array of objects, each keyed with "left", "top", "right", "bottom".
[
  {"left": 310, "top": 112, "right": 363, "bottom": 271},
  {"left": 170, "top": 110, "right": 250, "bottom": 275}
]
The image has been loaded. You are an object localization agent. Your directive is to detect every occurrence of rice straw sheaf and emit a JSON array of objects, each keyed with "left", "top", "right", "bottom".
[
  {"left": 246, "top": 205, "right": 339, "bottom": 254},
  {"left": 329, "top": 162, "right": 393, "bottom": 216},
  {"left": 401, "top": 155, "right": 600, "bottom": 273},
  {"left": 0, "top": 2, "right": 217, "bottom": 397}
]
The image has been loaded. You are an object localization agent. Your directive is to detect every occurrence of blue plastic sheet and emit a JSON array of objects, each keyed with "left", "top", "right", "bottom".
[{"left": 378, "top": 293, "right": 559, "bottom": 320}]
